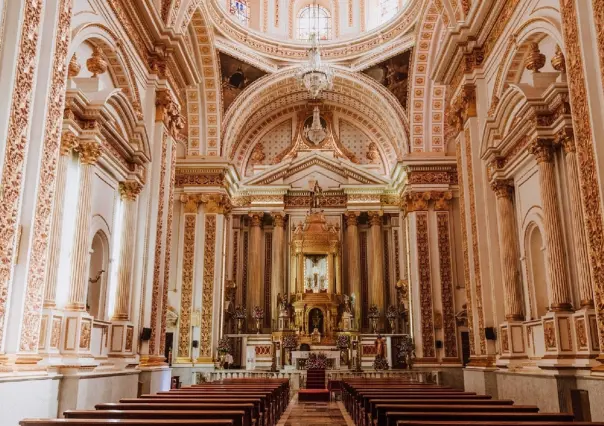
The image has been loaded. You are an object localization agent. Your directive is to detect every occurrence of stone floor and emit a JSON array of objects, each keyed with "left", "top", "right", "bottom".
[{"left": 277, "top": 394, "right": 355, "bottom": 426}]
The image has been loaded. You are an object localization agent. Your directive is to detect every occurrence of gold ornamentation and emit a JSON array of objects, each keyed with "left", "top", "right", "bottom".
[
  {"left": 79, "top": 320, "right": 91, "bottom": 350},
  {"left": 525, "top": 42, "right": 546, "bottom": 73},
  {"left": 250, "top": 213, "right": 263, "bottom": 228},
  {"left": 417, "top": 212, "right": 435, "bottom": 358},
  {"left": 576, "top": 318, "right": 588, "bottom": 349},
  {"left": 77, "top": 141, "right": 102, "bottom": 165},
  {"left": 368, "top": 211, "right": 383, "bottom": 227},
  {"left": 155, "top": 89, "right": 185, "bottom": 137},
  {"left": 199, "top": 215, "right": 217, "bottom": 359},
  {"left": 491, "top": 179, "right": 515, "bottom": 199},
  {"left": 119, "top": 181, "right": 143, "bottom": 201},
  {"left": 561, "top": 0, "right": 604, "bottom": 352},
  {"left": 250, "top": 143, "right": 266, "bottom": 165},
  {"left": 68, "top": 53, "right": 81, "bottom": 78},
  {"left": 528, "top": 138, "right": 555, "bottom": 164},
  {"left": 345, "top": 212, "right": 359, "bottom": 227},
  {"left": 402, "top": 192, "right": 431, "bottom": 213},
  {"left": 437, "top": 212, "right": 458, "bottom": 359},
  {"left": 434, "top": 192, "right": 453, "bottom": 211},
  {"left": 50, "top": 317, "right": 61, "bottom": 348},
  {"left": 60, "top": 131, "right": 78, "bottom": 156},
  {"left": 86, "top": 46, "right": 108, "bottom": 78},
  {"left": 366, "top": 142, "right": 380, "bottom": 164},
  {"left": 544, "top": 320, "right": 557, "bottom": 349},
  {"left": 178, "top": 214, "right": 197, "bottom": 360},
  {"left": 551, "top": 45, "right": 566, "bottom": 73},
  {"left": 501, "top": 328, "right": 509, "bottom": 352},
  {"left": 272, "top": 213, "right": 286, "bottom": 228},
  {"left": 125, "top": 327, "right": 133, "bottom": 352}
]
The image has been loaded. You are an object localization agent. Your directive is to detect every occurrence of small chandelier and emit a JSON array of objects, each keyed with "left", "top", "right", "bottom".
[
  {"left": 304, "top": 106, "right": 327, "bottom": 144},
  {"left": 296, "top": 32, "right": 333, "bottom": 99}
]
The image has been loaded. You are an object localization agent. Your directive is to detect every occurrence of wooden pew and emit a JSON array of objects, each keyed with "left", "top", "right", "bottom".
[
  {"left": 20, "top": 420, "right": 233, "bottom": 426},
  {"left": 96, "top": 403, "right": 256, "bottom": 426},
  {"left": 385, "top": 411, "right": 575, "bottom": 426},
  {"left": 395, "top": 422, "right": 604, "bottom": 426},
  {"left": 63, "top": 410, "right": 245, "bottom": 426}
]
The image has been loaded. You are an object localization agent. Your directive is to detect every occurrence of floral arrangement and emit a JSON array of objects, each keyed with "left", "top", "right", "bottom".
[
  {"left": 234, "top": 305, "right": 247, "bottom": 319},
  {"left": 373, "top": 355, "right": 390, "bottom": 370},
  {"left": 217, "top": 336, "right": 232, "bottom": 354},
  {"left": 398, "top": 335, "right": 414, "bottom": 353},
  {"left": 386, "top": 305, "right": 398, "bottom": 320},
  {"left": 336, "top": 334, "right": 350, "bottom": 349},
  {"left": 252, "top": 306, "right": 264, "bottom": 320},
  {"left": 306, "top": 352, "right": 328, "bottom": 370},
  {"left": 368, "top": 304, "right": 380, "bottom": 318},
  {"left": 282, "top": 334, "right": 298, "bottom": 349}
]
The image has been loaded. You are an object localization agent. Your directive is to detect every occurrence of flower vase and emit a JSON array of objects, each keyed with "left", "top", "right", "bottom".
[
  {"left": 388, "top": 318, "right": 396, "bottom": 333},
  {"left": 219, "top": 353, "right": 226, "bottom": 369},
  {"left": 237, "top": 318, "right": 244, "bottom": 334},
  {"left": 255, "top": 318, "right": 262, "bottom": 334},
  {"left": 370, "top": 317, "right": 378, "bottom": 333},
  {"left": 286, "top": 349, "right": 292, "bottom": 365}
]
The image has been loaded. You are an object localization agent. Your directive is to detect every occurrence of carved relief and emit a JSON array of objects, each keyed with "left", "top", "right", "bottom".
[
  {"left": 501, "top": 328, "right": 509, "bottom": 352},
  {"left": 125, "top": 327, "right": 133, "bottom": 352},
  {"left": 80, "top": 320, "right": 91, "bottom": 350},
  {"left": 577, "top": 318, "right": 588, "bottom": 350},
  {"left": 50, "top": 317, "right": 62, "bottom": 349},
  {"left": 178, "top": 214, "right": 197, "bottom": 360},
  {"left": 417, "top": 213, "right": 435, "bottom": 358},
  {"left": 199, "top": 215, "right": 217, "bottom": 359},
  {"left": 437, "top": 212, "right": 458, "bottom": 359},
  {"left": 544, "top": 320, "right": 557, "bottom": 350}
]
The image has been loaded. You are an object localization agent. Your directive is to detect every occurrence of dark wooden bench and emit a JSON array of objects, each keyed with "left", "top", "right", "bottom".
[
  {"left": 63, "top": 410, "right": 245, "bottom": 426},
  {"left": 385, "top": 412, "right": 575, "bottom": 426},
  {"left": 396, "top": 422, "right": 604, "bottom": 426},
  {"left": 20, "top": 420, "right": 233, "bottom": 426}
]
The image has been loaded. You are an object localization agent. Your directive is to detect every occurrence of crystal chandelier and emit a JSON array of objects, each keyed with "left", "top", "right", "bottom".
[
  {"left": 304, "top": 106, "right": 327, "bottom": 144},
  {"left": 296, "top": 32, "right": 333, "bottom": 99}
]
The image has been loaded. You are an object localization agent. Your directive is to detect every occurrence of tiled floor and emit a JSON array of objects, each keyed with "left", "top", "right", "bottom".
[{"left": 277, "top": 394, "right": 355, "bottom": 426}]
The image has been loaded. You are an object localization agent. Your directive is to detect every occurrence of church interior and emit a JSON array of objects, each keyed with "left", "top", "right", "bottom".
[{"left": 2, "top": 0, "right": 604, "bottom": 424}]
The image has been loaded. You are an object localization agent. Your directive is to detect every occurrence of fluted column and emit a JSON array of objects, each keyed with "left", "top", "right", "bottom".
[
  {"left": 345, "top": 212, "right": 361, "bottom": 302},
  {"left": 43, "top": 132, "right": 78, "bottom": 307},
  {"left": 67, "top": 141, "right": 102, "bottom": 311},
  {"left": 271, "top": 213, "right": 286, "bottom": 324},
  {"left": 248, "top": 213, "right": 263, "bottom": 323},
  {"left": 368, "top": 211, "right": 385, "bottom": 316},
  {"left": 112, "top": 181, "right": 143, "bottom": 320},
  {"left": 491, "top": 180, "right": 524, "bottom": 321},
  {"left": 529, "top": 139, "right": 572, "bottom": 311},
  {"left": 562, "top": 136, "right": 594, "bottom": 307}
]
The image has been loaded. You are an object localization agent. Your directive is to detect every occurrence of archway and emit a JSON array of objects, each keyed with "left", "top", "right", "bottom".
[
  {"left": 87, "top": 231, "right": 109, "bottom": 320},
  {"left": 526, "top": 224, "right": 549, "bottom": 319}
]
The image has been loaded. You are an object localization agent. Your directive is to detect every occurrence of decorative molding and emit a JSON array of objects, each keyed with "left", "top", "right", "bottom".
[
  {"left": 360, "top": 231, "right": 369, "bottom": 328},
  {"left": 177, "top": 214, "right": 197, "bottom": 361},
  {"left": 416, "top": 212, "right": 435, "bottom": 358},
  {"left": 437, "top": 211, "right": 458, "bottom": 359},
  {"left": 200, "top": 215, "right": 217, "bottom": 359},
  {"left": 264, "top": 232, "right": 272, "bottom": 328}
]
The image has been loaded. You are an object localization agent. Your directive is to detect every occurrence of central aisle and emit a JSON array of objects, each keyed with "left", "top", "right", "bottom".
[{"left": 277, "top": 395, "right": 354, "bottom": 426}]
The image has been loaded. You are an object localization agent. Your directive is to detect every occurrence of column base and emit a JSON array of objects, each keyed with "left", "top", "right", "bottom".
[
  {"left": 496, "top": 321, "right": 527, "bottom": 367},
  {"left": 108, "top": 321, "right": 136, "bottom": 358},
  {"left": 38, "top": 308, "right": 64, "bottom": 364},
  {"left": 537, "top": 311, "right": 585, "bottom": 369},
  {"left": 60, "top": 311, "right": 97, "bottom": 367}
]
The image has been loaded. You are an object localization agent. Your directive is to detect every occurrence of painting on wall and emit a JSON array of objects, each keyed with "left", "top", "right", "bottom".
[{"left": 363, "top": 49, "right": 412, "bottom": 109}]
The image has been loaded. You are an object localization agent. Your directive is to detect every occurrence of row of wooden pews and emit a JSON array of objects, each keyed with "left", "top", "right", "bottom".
[
  {"left": 20, "top": 378, "right": 289, "bottom": 426},
  {"left": 341, "top": 378, "right": 604, "bottom": 426}
]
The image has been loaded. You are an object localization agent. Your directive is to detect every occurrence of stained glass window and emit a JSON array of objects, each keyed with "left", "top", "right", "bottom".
[
  {"left": 298, "top": 5, "right": 332, "bottom": 41},
  {"left": 230, "top": 0, "right": 250, "bottom": 26},
  {"left": 380, "top": 0, "right": 398, "bottom": 23}
]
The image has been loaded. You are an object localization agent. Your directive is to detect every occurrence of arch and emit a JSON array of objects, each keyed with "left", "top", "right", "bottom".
[
  {"left": 70, "top": 23, "right": 144, "bottom": 122},
  {"left": 87, "top": 230, "right": 110, "bottom": 321},
  {"left": 223, "top": 68, "right": 410, "bottom": 161},
  {"left": 524, "top": 222, "right": 549, "bottom": 320}
]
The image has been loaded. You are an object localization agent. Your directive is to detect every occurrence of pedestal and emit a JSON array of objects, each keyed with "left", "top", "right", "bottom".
[
  {"left": 108, "top": 321, "right": 135, "bottom": 358},
  {"left": 60, "top": 311, "right": 97, "bottom": 366},
  {"left": 38, "top": 308, "right": 64, "bottom": 364},
  {"left": 496, "top": 322, "right": 527, "bottom": 367}
]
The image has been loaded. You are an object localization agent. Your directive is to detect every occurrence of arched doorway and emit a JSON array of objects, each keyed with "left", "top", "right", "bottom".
[
  {"left": 527, "top": 224, "right": 549, "bottom": 319},
  {"left": 87, "top": 231, "right": 109, "bottom": 320}
]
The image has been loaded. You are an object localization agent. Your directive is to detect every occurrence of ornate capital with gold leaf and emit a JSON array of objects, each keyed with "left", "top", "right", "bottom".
[
  {"left": 119, "top": 180, "right": 143, "bottom": 201},
  {"left": 60, "top": 131, "right": 78, "bottom": 156},
  {"left": 249, "top": 212, "right": 263, "bottom": 227},
  {"left": 490, "top": 179, "right": 515, "bottom": 199},
  {"left": 344, "top": 211, "right": 359, "bottom": 227},
  {"left": 77, "top": 140, "right": 102, "bottom": 165},
  {"left": 433, "top": 191, "right": 453, "bottom": 211},
  {"left": 367, "top": 211, "right": 383, "bottom": 227},
  {"left": 180, "top": 194, "right": 204, "bottom": 214},
  {"left": 271, "top": 212, "right": 286, "bottom": 228},
  {"left": 156, "top": 89, "right": 185, "bottom": 136},
  {"left": 528, "top": 138, "right": 555, "bottom": 164},
  {"left": 402, "top": 192, "right": 432, "bottom": 213}
]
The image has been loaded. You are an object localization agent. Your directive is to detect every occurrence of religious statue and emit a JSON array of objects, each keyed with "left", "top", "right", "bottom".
[
  {"left": 309, "top": 180, "right": 323, "bottom": 210},
  {"left": 277, "top": 293, "right": 285, "bottom": 311},
  {"left": 373, "top": 333, "right": 389, "bottom": 370},
  {"left": 343, "top": 295, "right": 352, "bottom": 314}
]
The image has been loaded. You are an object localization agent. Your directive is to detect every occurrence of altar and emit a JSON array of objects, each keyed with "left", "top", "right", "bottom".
[{"left": 291, "top": 349, "right": 341, "bottom": 370}]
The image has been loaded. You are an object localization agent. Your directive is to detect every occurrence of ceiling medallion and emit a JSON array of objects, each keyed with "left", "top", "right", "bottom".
[{"left": 304, "top": 105, "right": 327, "bottom": 144}]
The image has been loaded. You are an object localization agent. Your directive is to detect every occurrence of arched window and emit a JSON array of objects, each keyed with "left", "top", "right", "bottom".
[
  {"left": 230, "top": 0, "right": 250, "bottom": 26},
  {"left": 380, "top": 0, "right": 398, "bottom": 23},
  {"left": 298, "top": 5, "right": 331, "bottom": 41}
]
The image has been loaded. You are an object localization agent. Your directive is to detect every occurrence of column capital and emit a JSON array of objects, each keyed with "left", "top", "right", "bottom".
[
  {"left": 60, "top": 131, "right": 78, "bottom": 156},
  {"left": 77, "top": 140, "right": 102, "bottom": 164},
  {"left": 434, "top": 191, "right": 453, "bottom": 211},
  {"left": 271, "top": 212, "right": 286, "bottom": 228},
  {"left": 344, "top": 211, "right": 359, "bottom": 227},
  {"left": 119, "top": 181, "right": 143, "bottom": 201},
  {"left": 367, "top": 211, "right": 383, "bottom": 226},
  {"left": 249, "top": 212, "right": 263, "bottom": 227},
  {"left": 528, "top": 138, "right": 555, "bottom": 163},
  {"left": 490, "top": 179, "right": 515, "bottom": 199},
  {"left": 402, "top": 191, "right": 431, "bottom": 212},
  {"left": 461, "top": 84, "right": 477, "bottom": 119},
  {"left": 180, "top": 194, "right": 203, "bottom": 213},
  {"left": 556, "top": 129, "right": 576, "bottom": 154}
]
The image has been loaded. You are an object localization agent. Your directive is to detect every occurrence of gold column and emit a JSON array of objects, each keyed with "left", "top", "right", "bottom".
[
  {"left": 271, "top": 213, "right": 286, "bottom": 323},
  {"left": 335, "top": 248, "right": 342, "bottom": 295},
  {"left": 66, "top": 141, "right": 102, "bottom": 311},
  {"left": 296, "top": 249, "right": 304, "bottom": 294},
  {"left": 43, "top": 132, "right": 78, "bottom": 307},
  {"left": 345, "top": 212, "right": 361, "bottom": 300},
  {"left": 368, "top": 211, "right": 385, "bottom": 317},
  {"left": 529, "top": 139, "right": 572, "bottom": 311},
  {"left": 561, "top": 135, "right": 594, "bottom": 307},
  {"left": 248, "top": 213, "right": 264, "bottom": 321},
  {"left": 112, "top": 181, "right": 143, "bottom": 320},
  {"left": 491, "top": 180, "right": 524, "bottom": 321}
]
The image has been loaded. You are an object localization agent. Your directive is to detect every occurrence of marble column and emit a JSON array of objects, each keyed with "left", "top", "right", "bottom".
[
  {"left": 271, "top": 213, "right": 286, "bottom": 324},
  {"left": 67, "top": 141, "right": 102, "bottom": 311},
  {"left": 368, "top": 211, "right": 385, "bottom": 318},
  {"left": 112, "top": 181, "right": 143, "bottom": 321},
  {"left": 248, "top": 213, "right": 263, "bottom": 325},
  {"left": 529, "top": 139, "right": 572, "bottom": 311},
  {"left": 335, "top": 249, "right": 342, "bottom": 295},
  {"left": 43, "top": 132, "right": 78, "bottom": 308},
  {"left": 562, "top": 136, "right": 594, "bottom": 307},
  {"left": 345, "top": 212, "right": 361, "bottom": 303},
  {"left": 296, "top": 249, "right": 304, "bottom": 294},
  {"left": 491, "top": 180, "right": 524, "bottom": 321}
]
